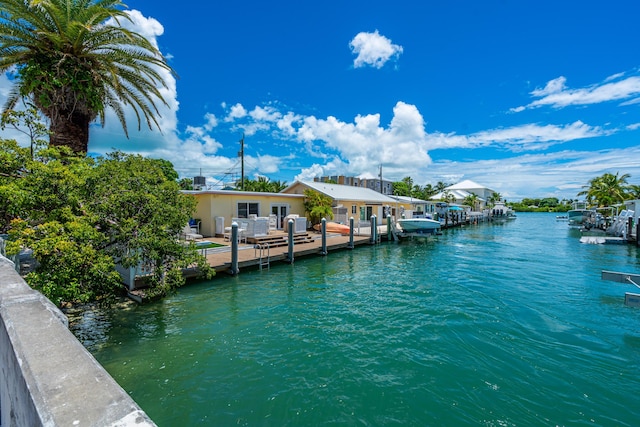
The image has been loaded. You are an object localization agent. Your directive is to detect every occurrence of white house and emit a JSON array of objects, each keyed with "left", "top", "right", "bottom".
[{"left": 430, "top": 180, "right": 496, "bottom": 208}]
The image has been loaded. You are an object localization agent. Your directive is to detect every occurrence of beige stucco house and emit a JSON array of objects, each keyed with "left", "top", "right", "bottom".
[
  {"left": 281, "top": 180, "right": 424, "bottom": 223},
  {"left": 185, "top": 189, "right": 305, "bottom": 237}
]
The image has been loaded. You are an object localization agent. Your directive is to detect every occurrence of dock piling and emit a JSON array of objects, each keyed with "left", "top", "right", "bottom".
[
  {"left": 348, "top": 217, "right": 354, "bottom": 249},
  {"left": 230, "top": 222, "right": 239, "bottom": 275},
  {"left": 321, "top": 218, "right": 327, "bottom": 255},
  {"left": 287, "top": 219, "right": 294, "bottom": 263}
]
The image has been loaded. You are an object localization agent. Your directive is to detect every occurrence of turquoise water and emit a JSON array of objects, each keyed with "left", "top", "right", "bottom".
[{"left": 73, "top": 213, "right": 640, "bottom": 426}]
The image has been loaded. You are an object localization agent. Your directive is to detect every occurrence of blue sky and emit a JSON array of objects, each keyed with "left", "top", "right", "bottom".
[{"left": 3, "top": 0, "right": 640, "bottom": 200}]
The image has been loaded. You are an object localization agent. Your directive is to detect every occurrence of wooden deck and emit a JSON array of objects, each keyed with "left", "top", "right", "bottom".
[{"left": 195, "top": 231, "right": 373, "bottom": 274}]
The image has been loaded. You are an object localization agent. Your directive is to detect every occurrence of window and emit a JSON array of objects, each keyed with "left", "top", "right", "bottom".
[
  {"left": 352, "top": 205, "right": 357, "bottom": 214},
  {"left": 237, "top": 202, "right": 259, "bottom": 218}
]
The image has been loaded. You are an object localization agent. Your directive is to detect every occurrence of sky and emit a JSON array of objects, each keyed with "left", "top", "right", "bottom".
[{"left": 2, "top": 0, "right": 640, "bottom": 200}]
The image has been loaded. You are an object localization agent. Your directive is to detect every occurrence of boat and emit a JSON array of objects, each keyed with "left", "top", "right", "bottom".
[
  {"left": 490, "top": 201, "right": 516, "bottom": 221},
  {"left": 396, "top": 217, "right": 441, "bottom": 234},
  {"left": 313, "top": 221, "right": 351, "bottom": 235},
  {"left": 567, "top": 201, "right": 589, "bottom": 226}
]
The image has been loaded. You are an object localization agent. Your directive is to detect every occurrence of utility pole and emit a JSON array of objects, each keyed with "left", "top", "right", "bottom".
[
  {"left": 238, "top": 134, "right": 245, "bottom": 190},
  {"left": 379, "top": 165, "right": 383, "bottom": 194}
]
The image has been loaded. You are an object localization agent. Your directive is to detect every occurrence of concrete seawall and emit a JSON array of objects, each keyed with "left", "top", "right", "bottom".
[{"left": 0, "top": 257, "right": 155, "bottom": 426}]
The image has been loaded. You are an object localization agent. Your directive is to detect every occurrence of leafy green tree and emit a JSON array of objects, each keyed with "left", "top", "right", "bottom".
[
  {"left": 0, "top": 0, "right": 175, "bottom": 153},
  {"left": 84, "top": 152, "right": 212, "bottom": 297},
  {"left": 0, "top": 104, "right": 49, "bottom": 158},
  {"left": 392, "top": 177, "right": 414, "bottom": 197},
  {"left": 4, "top": 145, "right": 212, "bottom": 305},
  {"left": 0, "top": 139, "right": 32, "bottom": 232},
  {"left": 303, "top": 189, "right": 333, "bottom": 225},
  {"left": 152, "top": 158, "right": 179, "bottom": 182},
  {"left": 179, "top": 177, "right": 194, "bottom": 190}
]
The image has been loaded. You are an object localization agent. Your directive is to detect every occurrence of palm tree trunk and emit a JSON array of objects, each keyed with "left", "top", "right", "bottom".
[{"left": 49, "top": 111, "right": 90, "bottom": 154}]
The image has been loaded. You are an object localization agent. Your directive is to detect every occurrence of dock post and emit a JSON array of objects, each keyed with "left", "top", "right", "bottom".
[
  {"left": 230, "top": 222, "right": 239, "bottom": 275},
  {"left": 287, "top": 219, "right": 294, "bottom": 263},
  {"left": 370, "top": 215, "right": 377, "bottom": 244},
  {"left": 387, "top": 216, "right": 392, "bottom": 241},
  {"left": 348, "top": 217, "right": 354, "bottom": 249},
  {"left": 321, "top": 218, "right": 327, "bottom": 255}
]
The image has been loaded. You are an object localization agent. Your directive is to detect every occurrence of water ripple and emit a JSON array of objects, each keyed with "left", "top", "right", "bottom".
[{"left": 73, "top": 214, "right": 640, "bottom": 426}]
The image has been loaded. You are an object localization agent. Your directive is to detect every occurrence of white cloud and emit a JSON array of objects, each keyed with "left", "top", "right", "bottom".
[
  {"left": 293, "top": 101, "right": 432, "bottom": 178},
  {"left": 225, "top": 103, "right": 248, "bottom": 121},
  {"left": 530, "top": 76, "right": 567, "bottom": 97},
  {"left": 349, "top": 30, "right": 403, "bottom": 69},
  {"left": 513, "top": 74, "right": 640, "bottom": 112},
  {"left": 249, "top": 106, "right": 282, "bottom": 122},
  {"left": 203, "top": 113, "right": 218, "bottom": 131},
  {"left": 420, "top": 146, "right": 640, "bottom": 201},
  {"left": 468, "top": 121, "right": 608, "bottom": 151}
]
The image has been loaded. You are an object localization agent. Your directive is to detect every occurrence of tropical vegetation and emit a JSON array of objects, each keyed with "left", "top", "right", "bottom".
[
  {"left": 392, "top": 177, "right": 449, "bottom": 200},
  {"left": 235, "top": 176, "right": 288, "bottom": 193},
  {"left": 1, "top": 136, "right": 212, "bottom": 306},
  {"left": 302, "top": 189, "right": 334, "bottom": 225},
  {"left": 0, "top": 0, "right": 175, "bottom": 154},
  {"left": 577, "top": 172, "right": 632, "bottom": 207}
]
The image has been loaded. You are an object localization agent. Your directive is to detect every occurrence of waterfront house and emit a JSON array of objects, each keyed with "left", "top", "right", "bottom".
[
  {"left": 281, "top": 181, "right": 406, "bottom": 224},
  {"left": 430, "top": 179, "right": 495, "bottom": 208},
  {"left": 388, "top": 195, "right": 437, "bottom": 218},
  {"left": 184, "top": 189, "right": 305, "bottom": 237}
]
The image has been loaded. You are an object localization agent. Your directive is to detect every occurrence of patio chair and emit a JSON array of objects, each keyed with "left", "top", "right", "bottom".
[
  {"left": 181, "top": 224, "right": 203, "bottom": 241},
  {"left": 268, "top": 214, "right": 277, "bottom": 234}
]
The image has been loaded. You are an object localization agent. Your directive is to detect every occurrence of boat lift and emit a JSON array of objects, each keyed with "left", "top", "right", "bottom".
[{"left": 601, "top": 270, "right": 640, "bottom": 307}]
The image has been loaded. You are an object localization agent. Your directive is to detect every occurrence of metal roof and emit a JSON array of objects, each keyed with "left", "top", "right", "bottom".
[
  {"left": 446, "top": 179, "right": 490, "bottom": 190},
  {"left": 283, "top": 181, "right": 397, "bottom": 204}
]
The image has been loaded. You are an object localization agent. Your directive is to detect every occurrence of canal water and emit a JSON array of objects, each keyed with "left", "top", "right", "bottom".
[{"left": 72, "top": 213, "right": 640, "bottom": 426}]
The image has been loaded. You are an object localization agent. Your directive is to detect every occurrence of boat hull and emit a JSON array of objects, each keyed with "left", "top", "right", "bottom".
[{"left": 397, "top": 218, "right": 441, "bottom": 233}]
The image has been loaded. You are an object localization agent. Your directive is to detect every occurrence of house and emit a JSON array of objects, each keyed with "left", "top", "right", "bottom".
[
  {"left": 185, "top": 189, "right": 305, "bottom": 237},
  {"left": 430, "top": 180, "right": 495, "bottom": 208},
  {"left": 388, "top": 195, "right": 437, "bottom": 218},
  {"left": 281, "top": 180, "right": 405, "bottom": 223}
]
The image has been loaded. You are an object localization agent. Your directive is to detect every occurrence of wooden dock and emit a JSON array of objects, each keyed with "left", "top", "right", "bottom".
[{"left": 196, "top": 231, "right": 373, "bottom": 274}]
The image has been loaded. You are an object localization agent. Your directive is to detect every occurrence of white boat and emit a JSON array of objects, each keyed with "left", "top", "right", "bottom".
[
  {"left": 490, "top": 201, "right": 516, "bottom": 221},
  {"left": 397, "top": 217, "right": 441, "bottom": 234},
  {"left": 567, "top": 201, "right": 589, "bottom": 226}
]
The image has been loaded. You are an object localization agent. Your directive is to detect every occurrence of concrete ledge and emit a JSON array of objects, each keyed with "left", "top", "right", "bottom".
[{"left": 0, "top": 257, "right": 156, "bottom": 426}]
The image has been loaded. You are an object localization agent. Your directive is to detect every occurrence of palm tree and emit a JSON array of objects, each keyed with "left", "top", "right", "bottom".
[
  {"left": 577, "top": 172, "right": 630, "bottom": 207},
  {"left": 489, "top": 192, "right": 502, "bottom": 206},
  {"left": 463, "top": 193, "right": 479, "bottom": 211},
  {"left": 441, "top": 190, "right": 456, "bottom": 204},
  {"left": 0, "top": 0, "right": 175, "bottom": 154},
  {"left": 627, "top": 184, "right": 640, "bottom": 200}
]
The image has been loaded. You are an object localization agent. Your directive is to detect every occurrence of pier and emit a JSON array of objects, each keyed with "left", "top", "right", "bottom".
[
  {"left": 193, "top": 214, "right": 486, "bottom": 275},
  {"left": 198, "top": 231, "right": 372, "bottom": 274}
]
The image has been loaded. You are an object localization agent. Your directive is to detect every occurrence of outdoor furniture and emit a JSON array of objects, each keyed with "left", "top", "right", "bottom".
[
  {"left": 268, "top": 214, "right": 277, "bottom": 234},
  {"left": 232, "top": 217, "right": 269, "bottom": 238},
  {"left": 181, "top": 224, "right": 203, "bottom": 241}
]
